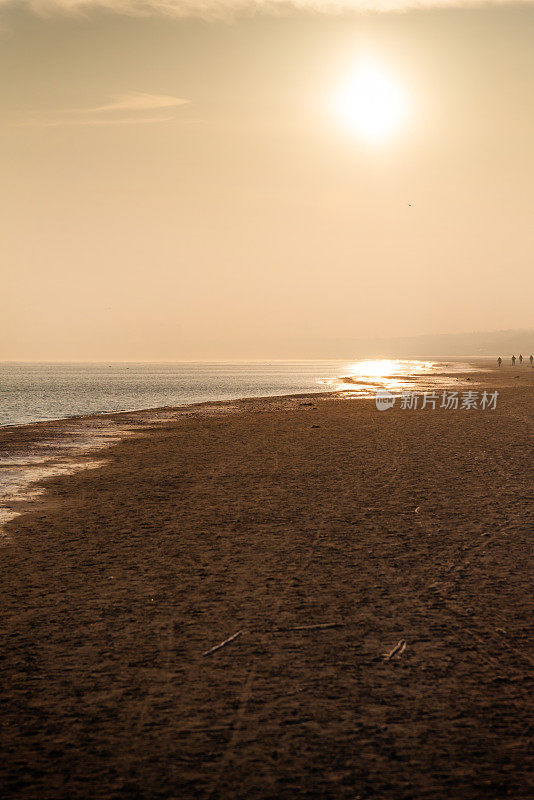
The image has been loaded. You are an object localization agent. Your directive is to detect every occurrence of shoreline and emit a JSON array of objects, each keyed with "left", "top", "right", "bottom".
[
  {"left": 0, "top": 391, "right": 340, "bottom": 532},
  {"left": 1, "top": 363, "right": 533, "bottom": 798},
  {"left": 0, "top": 389, "right": 334, "bottom": 432}
]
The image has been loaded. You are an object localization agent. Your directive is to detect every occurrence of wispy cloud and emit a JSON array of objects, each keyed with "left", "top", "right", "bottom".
[
  {"left": 0, "top": 0, "right": 532, "bottom": 17},
  {"left": 78, "top": 92, "right": 189, "bottom": 114},
  {"left": 16, "top": 91, "right": 190, "bottom": 127}
]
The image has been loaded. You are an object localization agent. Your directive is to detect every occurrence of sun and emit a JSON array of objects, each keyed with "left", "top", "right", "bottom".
[{"left": 333, "top": 60, "right": 408, "bottom": 143}]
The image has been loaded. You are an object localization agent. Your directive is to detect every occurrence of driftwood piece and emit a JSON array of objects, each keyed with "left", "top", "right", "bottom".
[
  {"left": 202, "top": 621, "right": 344, "bottom": 657},
  {"left": 384, "top": 639, "right": 407, "bottom": 661},
  {"left": 202, "top": 630, "right": 245, "bottom": 658},
  {"left": 271, "top": 622, "right": 344, "bottom": 633}
]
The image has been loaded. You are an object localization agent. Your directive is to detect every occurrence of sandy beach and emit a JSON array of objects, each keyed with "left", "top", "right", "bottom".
[{"left": 1, "top": 364, "right": 533, "bottom": 799}]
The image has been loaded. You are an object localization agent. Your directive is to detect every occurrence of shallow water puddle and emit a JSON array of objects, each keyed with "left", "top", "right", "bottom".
[{"left": 0, "top": 420, "right": 138, "bottom": 538}]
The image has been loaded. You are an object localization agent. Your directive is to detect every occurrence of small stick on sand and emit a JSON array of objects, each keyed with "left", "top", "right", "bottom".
[
  {"left": 271, "top": 622, "right": 344, "bottom": 633},
  {"left": 384, "top": 639, "right": 407, "bottom": 661},
  {"left": 202, "top": 630, "right": 245, "bottom": 657}
]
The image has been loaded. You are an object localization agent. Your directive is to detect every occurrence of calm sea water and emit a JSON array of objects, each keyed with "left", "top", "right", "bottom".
[{"left": 0, "top": 362, "right": 351, "bottom": 427}]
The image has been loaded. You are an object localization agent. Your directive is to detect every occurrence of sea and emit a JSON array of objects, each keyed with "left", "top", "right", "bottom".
[
  {"left": 0, "top": 359, "right": 476, "bottom": 427},
  {"left": 0, "top": 361, "right": 349, "bottom": 427}
]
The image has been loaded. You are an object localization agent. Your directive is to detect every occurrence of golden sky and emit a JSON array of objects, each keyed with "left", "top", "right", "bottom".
[{"left": 1, "top": 1, "right": 533, "bottom": 359}]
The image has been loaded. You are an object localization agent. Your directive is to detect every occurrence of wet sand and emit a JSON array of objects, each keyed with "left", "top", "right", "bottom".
[{"left": 1, "top": 364, "right": 533, "bottom": 799}]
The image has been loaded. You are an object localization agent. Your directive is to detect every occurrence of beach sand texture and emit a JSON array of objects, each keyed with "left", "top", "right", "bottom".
[{"left": 1, "top": 366, "right": 533, "bottom": 799}]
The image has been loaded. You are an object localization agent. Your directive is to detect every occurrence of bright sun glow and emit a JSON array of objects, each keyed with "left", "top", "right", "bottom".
[
  {"left": 348, "top": 359, "right": 399, "bottom": 379},
  {"left": 334, "top": 61, "right": 408, "bottom": 143}
]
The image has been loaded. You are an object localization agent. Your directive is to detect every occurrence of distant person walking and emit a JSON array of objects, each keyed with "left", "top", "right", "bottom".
[
  {"left": 530, "top": 354, "right": 533, "bottom": 367},
  {"left": 512, "top": 355, "right": 516, "bottom": 366},
  {"left": 497, "top": 357, "right": 502, "bottom": 367},
  {"left": 519, "top": 354, "right": 523, "bottom": 365}
]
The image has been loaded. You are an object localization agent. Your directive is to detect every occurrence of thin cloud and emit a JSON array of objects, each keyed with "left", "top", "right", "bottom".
[
  {"left": 79, "top": 92, "right": 189, "bottom": 114},
  {"left": 0, "top": 0, "right": 532, "bottom": 17},
  {"left": 15, "top": 91, "right": 190, "bottom": 127}
]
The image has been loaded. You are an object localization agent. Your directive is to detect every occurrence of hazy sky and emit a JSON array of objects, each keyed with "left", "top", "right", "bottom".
[{"left": 2, "top": 0, "right": 533, "bottom": 360}]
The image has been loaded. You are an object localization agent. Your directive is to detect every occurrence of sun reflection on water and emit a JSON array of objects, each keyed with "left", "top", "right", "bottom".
[{"left": 324, "top": 359, "right": 455, "bottom": 398}]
